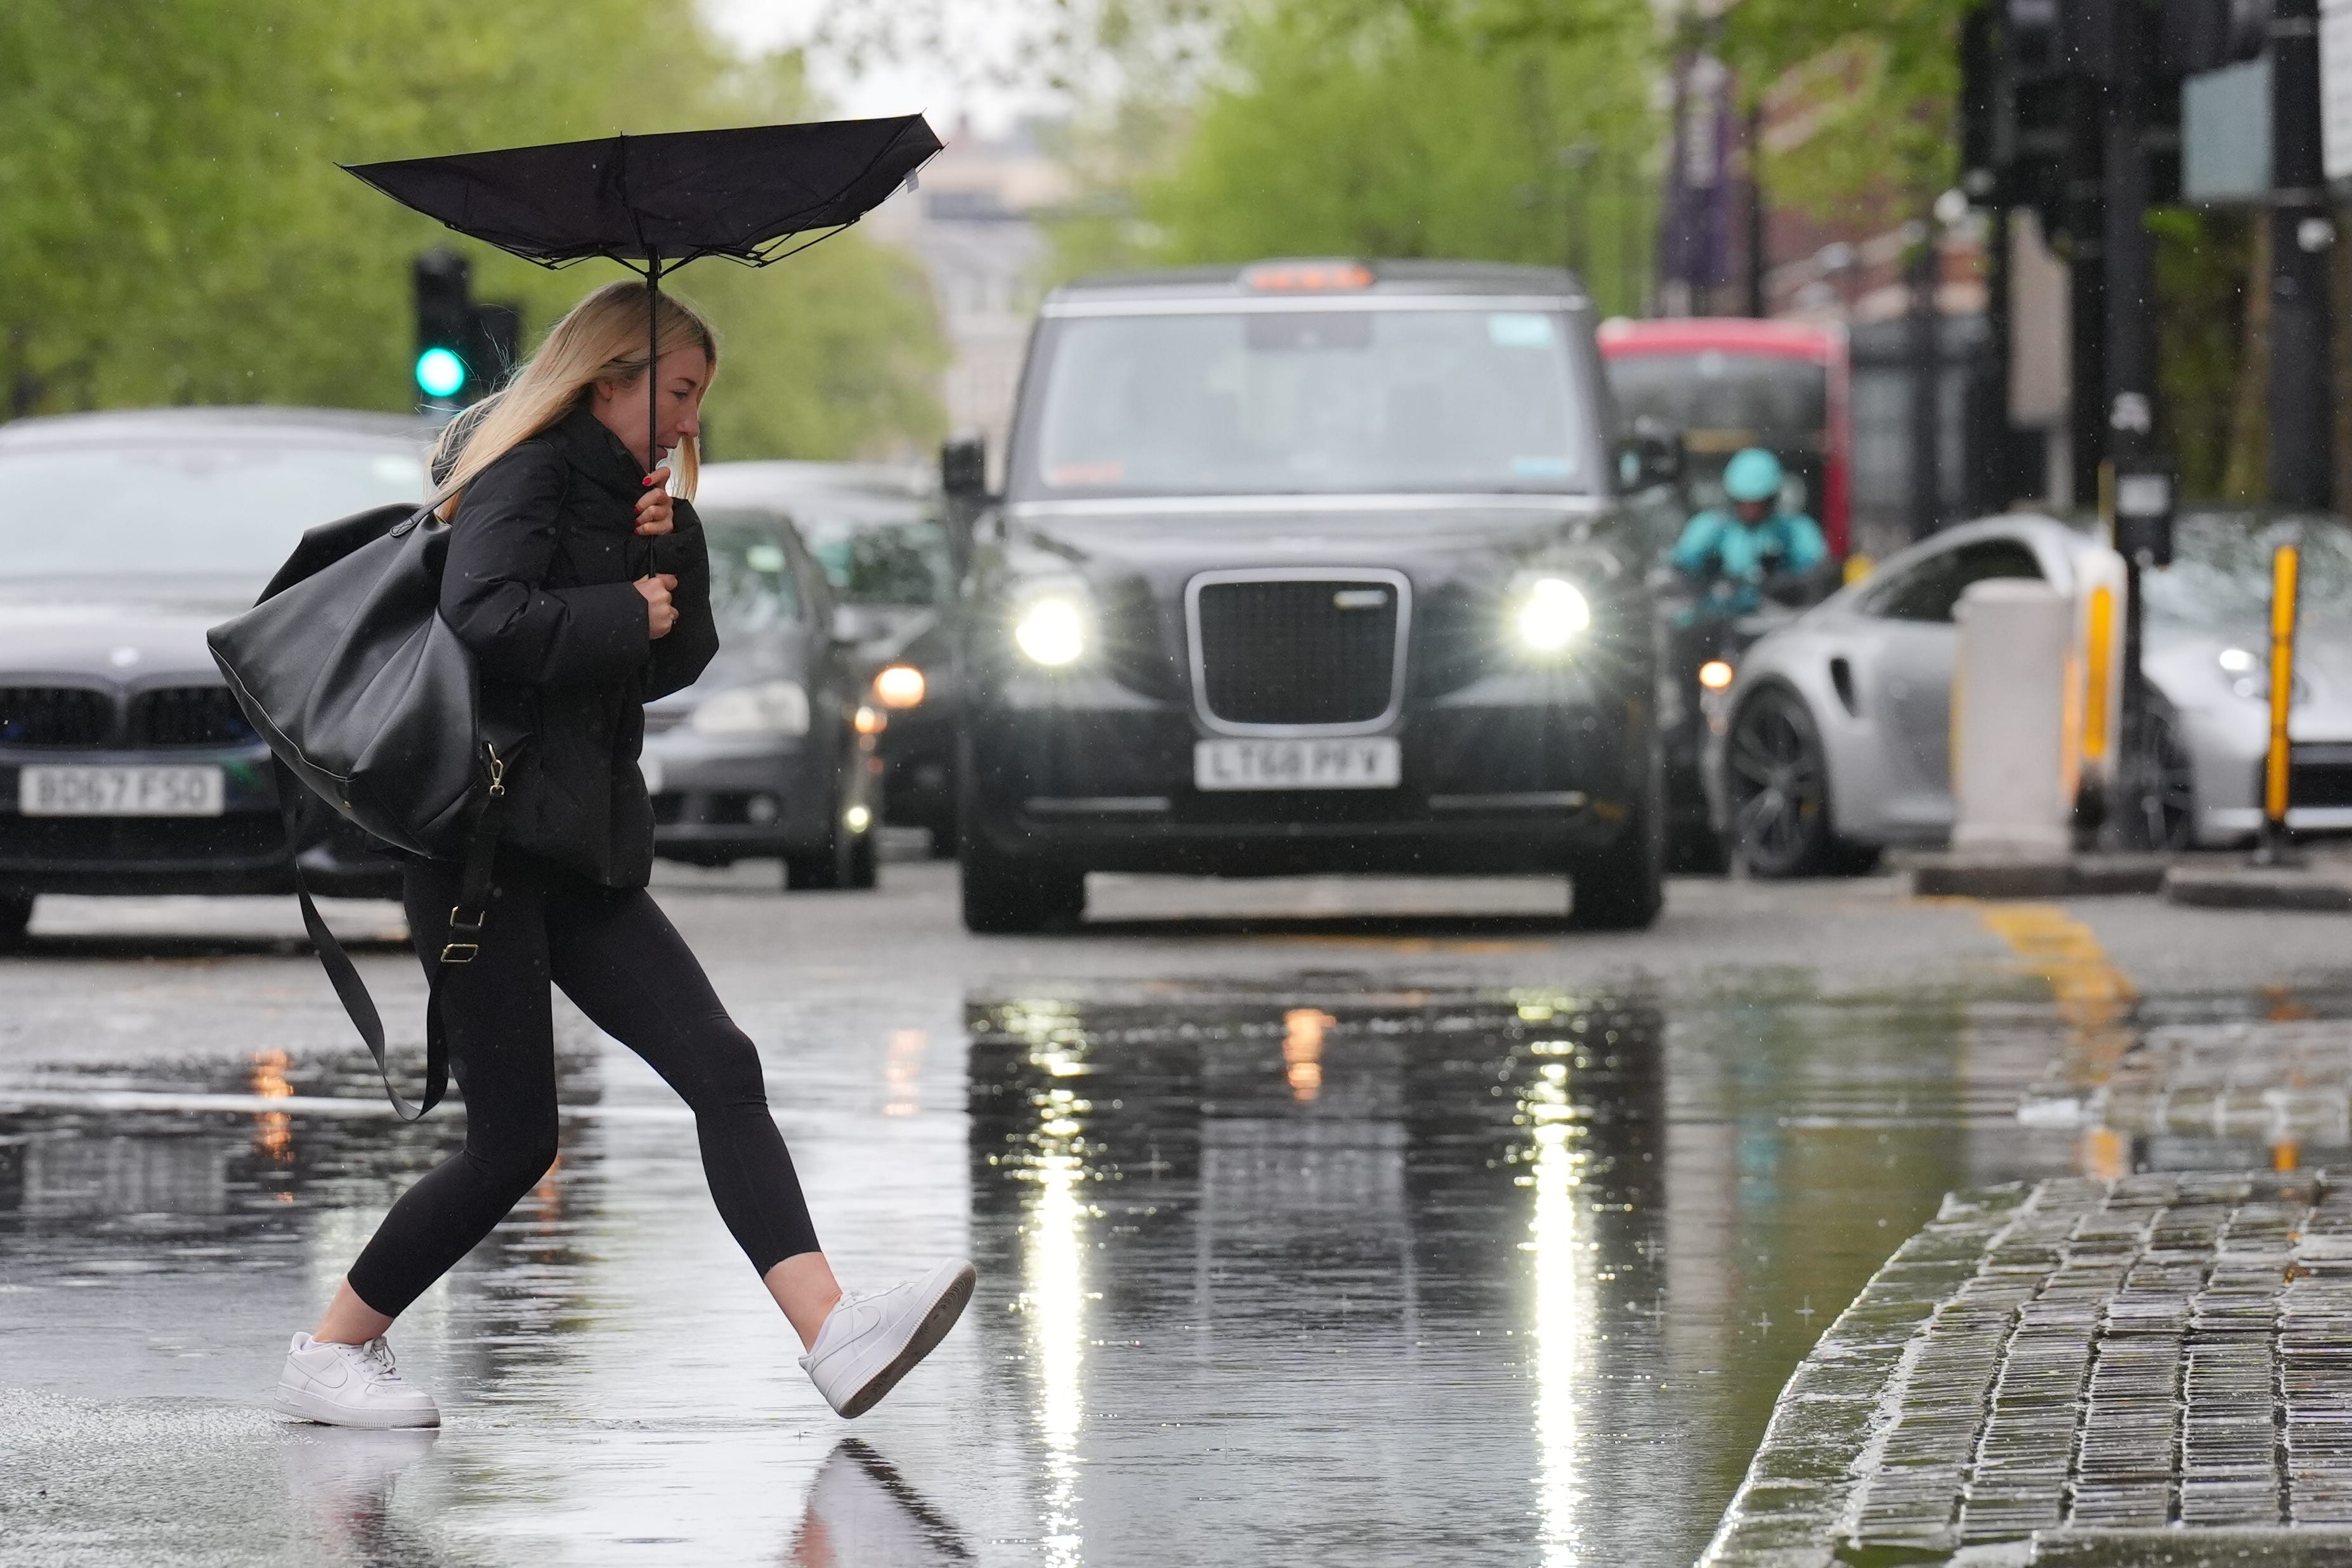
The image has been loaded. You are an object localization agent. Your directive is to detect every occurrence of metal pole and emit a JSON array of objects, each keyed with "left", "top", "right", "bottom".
[
  {"left": 1978, "top": 204, "right": 2015, "bottom": 514},
  {"left": 1564, "top": 139, "right": 1596, "bottom": 291},
  {"left": 1907, "top": 218, "right": 1942, "bottom": 541},
  {"left": 2065, "top": 75, "right": 2108, "bottom": 511},
  {"left": 2272, "top": 0, "right": 2335, "bottom": 507},
  {"left": 2103, "top": 0, "right": 2162, "bottom": 849},
  {"left": 2257, "top": 542, "right": 2304, "bottom": 863},
  {"left": 1624, "top": 161, "right": 1644, "bottom": 317},
  {"left": 1746, "top": 100, "right": 1768, "bottom": 318}
]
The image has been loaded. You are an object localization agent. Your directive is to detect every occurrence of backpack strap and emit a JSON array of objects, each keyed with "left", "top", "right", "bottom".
[{"left": 273, "top": 750, "right": 507, "bottom": 1121}]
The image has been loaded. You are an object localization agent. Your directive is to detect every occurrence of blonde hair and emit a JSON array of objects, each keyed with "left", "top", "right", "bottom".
[{"left": 431, "top": 279, "right": 719, "bottom": 520}]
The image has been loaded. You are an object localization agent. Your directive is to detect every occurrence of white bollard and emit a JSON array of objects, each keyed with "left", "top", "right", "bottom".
[{"left": 1951, "top": 578, "right": 2077, "bottom": 858}]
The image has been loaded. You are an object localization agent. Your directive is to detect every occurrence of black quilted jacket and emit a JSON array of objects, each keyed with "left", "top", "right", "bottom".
[{"left": 441, "top": 400, "right": 717, "bottom": 886}]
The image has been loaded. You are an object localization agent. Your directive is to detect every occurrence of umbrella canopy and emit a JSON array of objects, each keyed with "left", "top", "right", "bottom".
[{"left": 345, "top": 117, "right": 942, "bottom": 468}]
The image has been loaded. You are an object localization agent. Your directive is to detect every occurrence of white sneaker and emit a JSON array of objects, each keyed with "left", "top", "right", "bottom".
[
  {"left": 279, "top": 1425, "right": 438, "bottom": 1545},
  {"left": 800, "top": 1260, "right": 976, "bottom": 1419},
  {"left": 792, "top": 1440, "right": 968, "bottom": 1561},
  {"left": 275, "top": 1333, "right": 441, "bottom": 1429}
]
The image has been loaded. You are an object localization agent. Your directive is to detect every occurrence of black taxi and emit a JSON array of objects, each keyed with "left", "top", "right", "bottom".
[{"left": 946, "top": 259, "right": 1667, "bottom": 932}]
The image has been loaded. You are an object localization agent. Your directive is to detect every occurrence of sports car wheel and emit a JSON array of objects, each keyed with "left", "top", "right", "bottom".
[
  {"left": 2114, "top": 688, "right": 2195, "bottom": 851},
  {"left": 1725, "top": 686, "right": 1841, "bottom": 879}
]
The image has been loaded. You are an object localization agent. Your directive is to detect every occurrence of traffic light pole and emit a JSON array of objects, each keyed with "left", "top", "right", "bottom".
[
  {"left": 2271, "top": 0, "right": 2335, "bottom": 509},
  {"left": 2063, "top": 74, "right": 2108, "bottom": 513},
  {"left": 1907, "top": 216, "right": 1943, "bottom": 542},
  {"left": 2094, "top": 0, "right": 2167, "bottom": 849}
]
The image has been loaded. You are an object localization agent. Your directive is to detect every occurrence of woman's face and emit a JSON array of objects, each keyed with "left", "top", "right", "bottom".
[{"left": 592, "top": 344, "right": 712, "bottom": 469}]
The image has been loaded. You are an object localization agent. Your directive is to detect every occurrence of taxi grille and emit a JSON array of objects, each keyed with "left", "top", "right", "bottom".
[
  {"left": 129, "top": 686, "right": 256, "bottom": 747},
  {"left": 0, "top": 687, "right": 114, "bottom": 747},
  {"left": 1190, "top": 576, "right": 1405, "bottom": 728}
]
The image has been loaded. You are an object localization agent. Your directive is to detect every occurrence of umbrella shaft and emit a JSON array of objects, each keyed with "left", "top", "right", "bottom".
[{"left": 645, "top": 251, "right": 663, "bottom": 481}]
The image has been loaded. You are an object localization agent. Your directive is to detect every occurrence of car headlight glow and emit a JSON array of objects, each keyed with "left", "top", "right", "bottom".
[
  {"left": 873, "top": 663, "right": 927, "bottom": 708},
  {"left": 2220, "top": 647, "right": 2313, "bottom": 707},
  {"left": 1513, "top": 576, "right": 1591, "bottom": 652},
  {"left": 689, "top": 679, "right": 811, "bottom": 738},
  {"left": 1014, "top": 594, "right": 1088, "bottom": 667}
]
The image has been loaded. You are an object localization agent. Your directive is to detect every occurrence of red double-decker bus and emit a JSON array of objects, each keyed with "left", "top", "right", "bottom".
[{"left": 1597, "top": 317, "right": 1852, "bottom": 559}]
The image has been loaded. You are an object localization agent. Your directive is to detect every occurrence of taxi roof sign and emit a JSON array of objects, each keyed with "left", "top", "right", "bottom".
[{"left": 1241, "top": 259, "right": 1374, "bottom": 292}]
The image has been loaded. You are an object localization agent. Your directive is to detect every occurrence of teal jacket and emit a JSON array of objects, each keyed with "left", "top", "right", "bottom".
[{"left": 1671, "top": 509, "right": 1827, "bottom": 615}]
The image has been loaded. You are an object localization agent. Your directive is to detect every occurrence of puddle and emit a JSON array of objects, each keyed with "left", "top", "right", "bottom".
[{"left": 3, "top": 971, "right": 2327, "bottom": 1563}]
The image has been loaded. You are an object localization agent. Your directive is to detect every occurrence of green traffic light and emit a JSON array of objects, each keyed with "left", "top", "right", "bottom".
[{"left": 415, "top": 346, "right": 467, "bottom": 399}]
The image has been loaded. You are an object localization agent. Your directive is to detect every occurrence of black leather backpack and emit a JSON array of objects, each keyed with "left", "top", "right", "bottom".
[{"left": 207, "top": 501, "right": 522, "bottom": 1119}]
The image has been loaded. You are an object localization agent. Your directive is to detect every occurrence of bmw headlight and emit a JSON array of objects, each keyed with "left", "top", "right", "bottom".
[
  {"left": 1512, "top": 576, "right": 1592, "bottom": 653},
  {"left": 1013, "top": 592, "right": 1088, "bottom": 667},
  {"left": 689, "top": 679, "right": 811, "bottom": 738}
]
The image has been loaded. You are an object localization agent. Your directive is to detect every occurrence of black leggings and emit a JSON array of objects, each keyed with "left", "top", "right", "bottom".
[{"left": 346, "top": 852, "right": 820, "bottom": 1317}]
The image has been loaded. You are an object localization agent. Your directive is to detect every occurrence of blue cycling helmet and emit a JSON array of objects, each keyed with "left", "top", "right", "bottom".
[{"left": 1722, "top": 447, "right": 1784, "bottom": 504}]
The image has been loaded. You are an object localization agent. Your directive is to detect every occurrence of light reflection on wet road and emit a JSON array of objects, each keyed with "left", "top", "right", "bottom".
[{"left": 3, "top": 868, "right": 2347, "bottom": 1564}]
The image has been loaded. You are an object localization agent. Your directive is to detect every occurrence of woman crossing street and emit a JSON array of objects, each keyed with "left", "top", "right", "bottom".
[{"left": 273, "top": 281, "right": 974, "bottom": 1430}]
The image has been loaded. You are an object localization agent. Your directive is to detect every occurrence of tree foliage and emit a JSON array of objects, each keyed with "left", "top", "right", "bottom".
[
  {"left": 1055, "top": 0, "right": 1661, "bottom": 314},
  {"left": 1713, "top": 0, "right": 1971, "bottom": 219},
  {"left": 0, "top": 0, "right": 944, "bottom": 459}
]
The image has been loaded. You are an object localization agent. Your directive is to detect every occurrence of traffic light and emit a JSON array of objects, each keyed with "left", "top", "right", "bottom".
[
  {"left": 2160, "top": 0, "right": 2267, "bottom": 77},
  {"left": 411, "top": 249, "right": 523, "bottom": 411},
  {"left": 413, "top": 249, "right": 473, "bottom": 408},
  {"left": 1961, "top": 3, "right": 2075, "bottom": 236},
  {"left": 1963, "top": 0, "right": 2264, "bottom": 239}
]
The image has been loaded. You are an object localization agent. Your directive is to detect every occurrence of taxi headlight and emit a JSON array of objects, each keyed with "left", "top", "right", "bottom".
[
  {"left": 1014, "top": 594, "right": 1088, "bottom": 667},
  {"left": 1512, "top": 577, "right": 1591, "bottom": 652},
  {"left": 690, "top": 679, "right": 811, "bottom": 738}
]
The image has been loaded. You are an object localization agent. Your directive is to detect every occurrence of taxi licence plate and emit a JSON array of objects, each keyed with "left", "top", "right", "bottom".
[
  {"left": 18, "top": 765, "right": 226, "bottom": 817},
  {"left": 1194, "top": 738, "right": 1401, "bottom": 792}
]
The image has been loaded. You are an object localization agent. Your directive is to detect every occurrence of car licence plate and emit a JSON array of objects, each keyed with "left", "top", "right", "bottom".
[
  {"left": 18, "top": 765, "right": 225, "bottom": 817},
  {"left": 1194, "top": 738, "right": 1401, "bottom": 792}
]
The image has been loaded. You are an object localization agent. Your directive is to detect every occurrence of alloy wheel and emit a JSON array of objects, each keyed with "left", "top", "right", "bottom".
[{"left": 1726, "top": 689, "right": 1831, "bottom": 877}]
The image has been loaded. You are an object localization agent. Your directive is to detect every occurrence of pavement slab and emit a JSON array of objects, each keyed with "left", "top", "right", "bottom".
[{"left": 1702, "top": 1171, "right": 2352, "bottom": 1567}]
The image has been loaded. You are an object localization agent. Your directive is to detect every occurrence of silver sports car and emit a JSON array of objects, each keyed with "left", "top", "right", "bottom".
[{"left": 1705, "top": 509, "right": 2352, "bottom": 874}]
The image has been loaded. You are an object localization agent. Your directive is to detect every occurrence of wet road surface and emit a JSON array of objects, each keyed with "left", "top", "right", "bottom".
[{"left": 3, "top": 861, "right": 2350, "bottom": 1565}]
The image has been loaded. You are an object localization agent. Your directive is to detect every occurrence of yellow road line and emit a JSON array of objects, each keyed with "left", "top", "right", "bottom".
[{"left": 1975, "top": 902, "right": 2138, "bottom": 1179}]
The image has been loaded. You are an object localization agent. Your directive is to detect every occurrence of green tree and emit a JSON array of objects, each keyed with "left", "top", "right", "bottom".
[
  {"left": 1067, "top": 1, "right": 1660, "bottom": 313},
  {"left": 1713, "top": 0, "right": 1970, "bottom": 221},
  {"left": 0, "top": 0, "right": 943, "bottom": 457}
]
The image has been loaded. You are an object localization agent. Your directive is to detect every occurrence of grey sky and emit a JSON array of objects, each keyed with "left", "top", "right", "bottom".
[{"left": 700, "top": 0, "right": 1059, "bottom": 134}]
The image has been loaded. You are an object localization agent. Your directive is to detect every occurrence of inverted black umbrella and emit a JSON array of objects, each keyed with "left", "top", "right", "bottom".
[{"left": 345, "top": 116, "right": 943, "bottom": 471}]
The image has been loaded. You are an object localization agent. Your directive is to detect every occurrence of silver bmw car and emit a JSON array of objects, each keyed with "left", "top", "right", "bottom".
[{"left": 1705, "top": 509, "right": 2352, "bottom": 874}]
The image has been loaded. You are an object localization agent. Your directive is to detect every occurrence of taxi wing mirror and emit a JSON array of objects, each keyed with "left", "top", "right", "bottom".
[
  {"left": 939, "top": 433, "right": 988, "bottom": 582},
  {"left": 941, "top": 433, "right": 988, "bottom": 502}
]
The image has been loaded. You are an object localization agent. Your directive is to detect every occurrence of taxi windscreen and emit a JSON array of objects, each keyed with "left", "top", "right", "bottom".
[{"left": 1019, "top": 308, "right": 1590, "bottom": 497}]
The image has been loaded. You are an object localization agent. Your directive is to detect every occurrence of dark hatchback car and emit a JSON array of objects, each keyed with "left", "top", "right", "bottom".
[
  {"left": 948, "top": 259, "right": 1666, "bottom": 932},
  {"left": 0, "top": 407, "right": 434, "bottom": 944},
  {"left": 641, "top": 491, "right": 881, "bottom": 889},
  {"left": 696, "top": 462, "right": 958, "bottom": 852}
]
